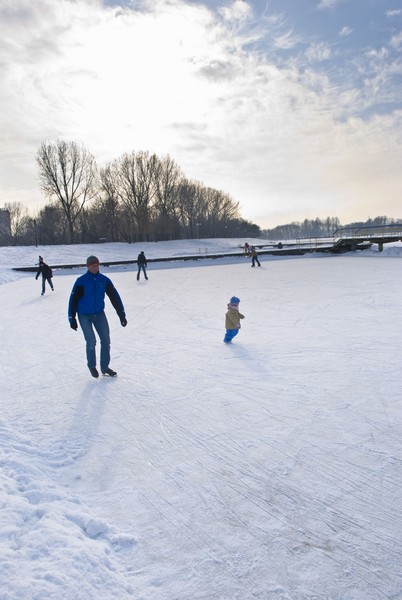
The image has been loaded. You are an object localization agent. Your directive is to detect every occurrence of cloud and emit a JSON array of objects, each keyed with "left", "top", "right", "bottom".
[
  {"left": 339, "top": 26, "right": 353, "bottom": 37},
  {"left": 0, "top": 0, "right": 401, "bottom": 227},
  {"left": 305, "top": 42, "right": 332, "bottom": 62},
  {"left": 390, "top": 31, "right": 402, "bottom": 49},
  {"left": 386, "top": 9, "right": 402, "bottom": 17},
  {"left": 316, "top": 0, "right": 342, "bottom": 10},
  {"left": 218, "top": 0, "right": 253, "bottom": 23},
  {"left": 272, "top": 28, "right": 301, "bottom": 50}
]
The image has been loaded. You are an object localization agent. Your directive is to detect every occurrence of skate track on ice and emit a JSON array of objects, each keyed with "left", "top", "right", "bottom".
[{"left": 1, "top": 247, "right": 401, "bottom": 599}]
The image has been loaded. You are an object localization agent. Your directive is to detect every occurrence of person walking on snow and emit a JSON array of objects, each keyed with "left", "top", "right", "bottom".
[
  {"left": 250, "top": 246, "right": 261, "bottom": 267},
  {"left": 35, "top": 256, "right": 54, "bottom": 295},
  {"left": 137, "top": 251, "right": 148, "bottom": 281},
  {"left": 68, "top": 255, "right": 127, "bottom": 378},
  {"left": 224, "top": 296, "right": 245, "bottom": 343}
]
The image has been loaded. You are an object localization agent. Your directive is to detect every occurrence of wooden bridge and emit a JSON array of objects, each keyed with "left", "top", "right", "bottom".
[
  {"left": 332, "top": 224, "right": 402, "bottom": 252},
  {"left": 253, "top": 223, "right": 402, "bottom": 255}
]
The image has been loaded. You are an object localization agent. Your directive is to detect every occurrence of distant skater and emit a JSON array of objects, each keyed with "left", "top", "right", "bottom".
[
  {"left": 224, "top": 296, "right": 245, "bottom": 344},
  {"left": 35, "top": 256, "right": 54, "bottom": 295},
  {"left": 250, "top": 246, "right": 261, "bottom": 267},
  {"left": 244, "top": 242, "right": 250, "bottom": 256},
  {"left": 137, "top": 251, "right": 148, "bottom": 281},
  {"left": 68, "top": 255, "right": 127, "bottom": 378}
]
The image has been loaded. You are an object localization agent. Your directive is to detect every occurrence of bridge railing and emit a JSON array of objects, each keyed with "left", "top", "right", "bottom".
[{"left": 333, "top": 224, "right": 402, "bottom": 240}]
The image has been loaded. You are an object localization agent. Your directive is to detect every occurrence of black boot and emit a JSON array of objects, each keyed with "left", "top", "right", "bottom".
[{"left": 102, "top": 367, "right": 117, "bottom": 377}]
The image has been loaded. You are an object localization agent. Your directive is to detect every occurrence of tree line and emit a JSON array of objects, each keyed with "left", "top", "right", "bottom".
[
  {"left": 261, "top": 215, "right": 401, "bottom": 240},
  {"left": 0, "top": 140, "right": 260, "bottom": 246},
  {"left": 1, "top": 140, "right": 400, "bottom": 246}
]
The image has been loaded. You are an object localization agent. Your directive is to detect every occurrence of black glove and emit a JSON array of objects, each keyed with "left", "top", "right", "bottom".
[
  {"left": 70, "top": 318, "right": 78, "bottom": 331},
  {"left": 120, "top": 316, "right": 127, "bottom": 327}
]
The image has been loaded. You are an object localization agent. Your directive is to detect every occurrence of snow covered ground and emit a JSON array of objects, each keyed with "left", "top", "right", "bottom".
[{"left": 1, "top": 239, "right": 401, "bottom": 600}]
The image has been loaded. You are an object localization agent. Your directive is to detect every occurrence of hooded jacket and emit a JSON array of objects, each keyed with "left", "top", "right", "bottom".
[
  {"left": 137, "top": 252, "right": 147, "bottom": 265},
  {"left": 225, "top": 305, "right": 245, "bottom": 330},
  {"left": 68, "top": 270, "right": 125, "bottom": 321}
]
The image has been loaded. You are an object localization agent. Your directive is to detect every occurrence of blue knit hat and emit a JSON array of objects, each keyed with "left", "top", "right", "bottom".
[{"left": 230, "top": 296, "right": 240, "bottom": 304}]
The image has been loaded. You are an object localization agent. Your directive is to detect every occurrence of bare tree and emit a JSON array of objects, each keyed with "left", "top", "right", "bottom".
[
  {"left": 152, "top": 155, "right": 183, "bottom": 240},
  {"left": 4, "top": 202, "right": 30, "bottom": 245},
  {"left": 36, "top": 203, "right": 69, "bottom": 244},
  {"left": 100, "top": 196, "right": 122, "bottom": 242},
  {"left": 102, "top": 151, "right": 159, "bottom": 241},
  {"left": 176, "top": 179, "right": 207, "bottom": 238},
  {"left": 36, "top": 140, "right": 98, "bottom": 243},
  {"left": 98, "top": 163, "right": 123, "bottom": 241},
  {"left": 121, "top": 151, "right": 159, "bottom": 241},
  {"left": 202, "top": 187, "right": 240, "bottom": 237}
]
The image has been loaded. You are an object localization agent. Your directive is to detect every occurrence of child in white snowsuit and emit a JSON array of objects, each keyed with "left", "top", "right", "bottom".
[{"left": 224, "top": 296, "right": 245, "bottom": 343}]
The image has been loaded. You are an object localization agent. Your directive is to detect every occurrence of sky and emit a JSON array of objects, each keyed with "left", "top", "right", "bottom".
[
  {"left": 1, "top": 0, "right": 402, "bottom": 228},
  {"left": 0, "top": 239, "right": 401, "bottom": 599}
]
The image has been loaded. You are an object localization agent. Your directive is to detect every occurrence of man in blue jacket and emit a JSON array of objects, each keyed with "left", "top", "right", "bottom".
[{"left": 68, "top": 255, "right": 127, "bottom": 378}]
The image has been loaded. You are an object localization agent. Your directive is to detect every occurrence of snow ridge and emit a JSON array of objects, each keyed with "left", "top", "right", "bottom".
[{"left": 0, "top": 421, "right": 138, "bottom": 599}]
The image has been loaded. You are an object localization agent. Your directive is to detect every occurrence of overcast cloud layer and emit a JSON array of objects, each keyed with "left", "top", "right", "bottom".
[{"left": 1, "top": 0, "right": 401, "bottom": 227}]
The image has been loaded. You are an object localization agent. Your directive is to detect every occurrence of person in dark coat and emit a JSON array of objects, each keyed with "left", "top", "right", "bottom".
[
  {"left": 35, "top": 256, "right": 54, "bottom": 295},
  {"left": 68, "top": 255, "right": 127, "bottom": 378},
  {"left": 137, "top": 251, "right": 148, "bottom": 281}
]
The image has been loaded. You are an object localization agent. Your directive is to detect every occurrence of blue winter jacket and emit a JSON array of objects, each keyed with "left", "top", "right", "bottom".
[{"left": 68, "top": 270, "right": 125, "bottom": 322}]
